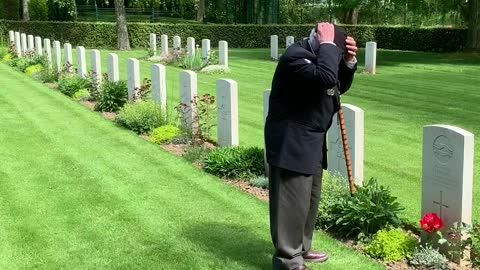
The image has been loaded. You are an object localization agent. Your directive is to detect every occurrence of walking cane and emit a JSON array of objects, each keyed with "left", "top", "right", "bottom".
[{"left": 337, "top": 105, "right": 356, "bottom": 196}]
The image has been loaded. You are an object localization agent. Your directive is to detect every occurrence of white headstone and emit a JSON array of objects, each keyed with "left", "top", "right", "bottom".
[
  {"left": 286, "top": 36, "right": 294, "bottom": 48},
  {"left": 107, "top": 53, "right": 119, "bottom": 82},
  {"left": 14, "top": 32, "right": 21, "bottom": 57},
  {"left": 179, "top": 70, "right": 198, "bottom": 131},
  {"left": 365, "top": 41, "right": 377, "bottom": 74},
  {"left": 216, "top": 79, "right": 239, "bottom": 147},
  {"left": 127, "top": 58, "right": 140, "bottom": 101},
  {"left": 52, "top": 41, "right": 62, "bottom": 73},
  {"left": 76, "top": 46, "right": 87, "bottom": 78},
  {"left": 21, "top": 33, "right": 27, "bottom": 54},
  {"left": 43, "top": 39, "right": 52, "bottom": 67},
  {"left": 173, "top": 35, "right": 181, "bottom": 50},
  {"left": 327, "top": 104, "right": 364, "bottom": 185},
  {"left": 151, "top": 64, "right": 167, "bottom": 115},
  {"left": 35, "top": 37, "right": 42, "bottom": 56},
  {"left": 187, "top": 37, "right": 195, "bottom": 57},
  {"left": 149, "top": 33, "right": 157, "bottom": 56},
  {"left": 271, "top": 35, "right": 278, "bottom": 60},
  {"left": 64, "top": 43, "right": 73, "bottom": 65},
  {"left": 91, "top": 49, "right": 102, "bottom": 87},
  {"left": 161, "top": 34, "right": 168, "bottom": 56},
  {"left": 421, "top": 125, "right": 474, "bottom": 265},
  {"left": 202, "top": 39, "right": 210, "bottom": 60},
  {"left": 9, "top": 31, "right": 14, "bottom": 44},
  {"left": 219, "top": 41, "right": 228, "bottom": 67},
  {"left": 263, "top": 90, "right": 271, "bottom": 176},
  {"left": 27, "top": 35, "right": 34, "bottom": 51}
]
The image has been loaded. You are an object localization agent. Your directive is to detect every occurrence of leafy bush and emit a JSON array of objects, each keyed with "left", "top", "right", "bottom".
[
  {"left": 319, "top": 178, "right": 403, "bottom": 240},
  {"left": 364, "top": 228, "right": 416, "bottom": 262},
  {"left": 29, "top": 0, "right": 49, "bottom": 21},
  {"left": 0, "top": 47, "right": 8, "bottom": 58},
  {"left": 115, "top": 101, "right": 165, "bottom": 134},
  {"left": 150, "top": 125, "right": 182, "bottom": 144},
  {"left": 472, "top": 223, "right": 480, "bottom": 268},
  {"left": 57, "top": 76, "right": 91, "bottom": 97},
  {"left": 24, "top": 64, "right": 44, "bottom": 77},
  {"left": 72, "top": 89, "right": 91, "bottom": 101},
  {"left": 9, "top": 54, "right": 46, "bottom": 72},
  {"left": 203, "top": 146, "right": 264, "bottom": 179},
  {"left": 39, "top": 68, "right": 60, "bottom": 83},
  {"left": 94, "top": 80, "right": 128, "bottom": 112},
  {"left": 183, "top": 145, "right": 211, "bottom": 164},
  {"left": 316, "top": 172, "right": 351, "bottom": 230},
  {"left": 1, "top": 20, "right": 467, "bottom": 52},
  {"left": 408, "top": 245, "right": 449, "bottom": 270},
  {"left": 249, "top": 176, "right": 268, "bottom": 189},
  {"left": 199, "top": 65, "right": 231, "bottom": 74},
  {"left": 180, "top": 47, "right": 205, "bottom": 70},
  {"left": 1, "top": 53, "right": 13, "bottom": 63}
]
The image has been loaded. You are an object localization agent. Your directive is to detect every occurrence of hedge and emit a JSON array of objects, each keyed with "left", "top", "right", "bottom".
[{"left": 0, "top": 20, "right": 467, "bottom": 52}]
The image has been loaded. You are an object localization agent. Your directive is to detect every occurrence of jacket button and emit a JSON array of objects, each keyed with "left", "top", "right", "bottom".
[{"left": 326, "top": 89, "right": 335, "bottom": 96}]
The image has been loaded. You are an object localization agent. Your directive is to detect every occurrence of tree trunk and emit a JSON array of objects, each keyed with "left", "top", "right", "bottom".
[
  {"left": 22, "top": 0, "right": 29, "bottom": 21},
  {"left": 467, "top": 0, "right": 480, "bottom": 49},
  {"left": 115, "top": 0, "right": 131, "bottom": 50},
  {"left": 197, "top": 0, "right": 206, "bottom": 22},
  {"left": 343, "top": 7, "right": 359, "bottom": 24}
]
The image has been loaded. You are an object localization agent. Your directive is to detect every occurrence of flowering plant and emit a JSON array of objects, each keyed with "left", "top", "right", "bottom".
[{"left": 420, "top": 213, "right": 444, "bottom": 233}]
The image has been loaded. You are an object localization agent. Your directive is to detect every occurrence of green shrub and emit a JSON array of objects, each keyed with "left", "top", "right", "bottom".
[
  {"left": 57, "top": 76, "right": 91, "bottom": 97},
  {"left": 115, "top": 101, "right": 165, "bottom": 134},
  {"left": 472, "top": 223, "right": 480, "bottom": 268},
  {"left": 203, "top": 146, "right": 264, "bottom": 179},
  {"left": 1, "top": 20, "right": 467, "bottom": 52},
  {"left": 39, "top": 68, "right": 60, "bottom": 83},
  {"left": 24, "top": 64, "right": 44, "bottom": 77},
  {"left": 316, "top": 172, "right": 351, "bottom": 230},
  {"left": 94, "top": 80, "right": 128, "bottom": 112},
  {"left": 364, "top": 228, "right": 416, "bottom": 262},
  {"left": 72, "top": 89, "right": 90, "bottom": 101},
  {"left": 249, "top": 176, "right": 268, "bottom": 189},
  {"left": 183, "top": 145, "right": 211, "bottom": 164},
  {"left": 0, "top": 47, "right": 8, "bottom": 58},
  {"left": 150, "top": 125, "right": 182, "bottom": 144},
  {"left": 408, "top": 245, "right": 449, "bottom": 270},
  {"left": 1, "top": 53, "right": 12, "bottom": 63},
  {"left": 319, "top": 178, "right": 403, "bottom": 240},
  {"left": 9, "top": 54, "right": 47, "bottom": 72}
]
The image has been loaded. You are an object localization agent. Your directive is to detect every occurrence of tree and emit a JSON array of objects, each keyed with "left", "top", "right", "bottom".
[
  {"left": 23, "top": 0, "right": 30, "bottom": 21},
  {"left": 467, "top": 0, "right": 480, "bottom": 49},
  {"left": 115, "top": 0, "right": 131, "bottom": 50},
  {"left": 197, "top": 0, "right": 206, "bottom": 21}
]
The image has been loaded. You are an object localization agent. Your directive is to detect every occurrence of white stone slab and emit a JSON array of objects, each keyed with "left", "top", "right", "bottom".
[
  {"left": 127, "top": 58, "right": 140, "bottom": 101},
  {"left": 179, "top": 70, "right": 198, "bottom": 131},
  {"left": 271, "top": 35, "right": 278, "bottom": 60},
  {"left": 219, "top": 41, "right": 228, "bottom": 67},
  {"left": 76, "top": 46, "right": 87, "bottom": 78},
  {"left": 107, "top": 53, "right": 119, "bottom": 82},
  {"left": 151, "top": 64, "right": 167, "bottom": 115},
  {"left": 161, "top": 34, "right": 168, "bottom": 56},
  {"left": 216, "top": 79, "right": 239, "bottom": 147},
  {"left": 365, "top": 41, "right": 377, "bottom": 74}
]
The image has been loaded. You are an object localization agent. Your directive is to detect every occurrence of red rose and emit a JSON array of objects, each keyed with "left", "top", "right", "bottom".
[{"left": 420, "top": 213, "right": 444, "bottom": 233}]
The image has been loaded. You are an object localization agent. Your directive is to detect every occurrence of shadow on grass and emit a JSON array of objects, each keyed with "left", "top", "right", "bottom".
[{"left": 184, "top": 221, "right": 272, "bottom": 269}]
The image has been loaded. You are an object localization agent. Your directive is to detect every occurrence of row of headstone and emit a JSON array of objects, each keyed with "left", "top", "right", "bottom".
[
  {"left": 148, "top": 34, "right": 229, "bottom": 67},
  {"left": 270, "top": 35, "right": 295, "bottom": 60}
]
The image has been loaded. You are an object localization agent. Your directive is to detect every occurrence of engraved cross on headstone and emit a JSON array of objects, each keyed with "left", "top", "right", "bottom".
[{"left": 433, "top": 190, "right": 449, "bottom": 220}]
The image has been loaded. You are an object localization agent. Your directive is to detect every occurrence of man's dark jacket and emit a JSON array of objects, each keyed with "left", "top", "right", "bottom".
[{"left": 264, "top": 39, "right": 356, "bottom": 175}]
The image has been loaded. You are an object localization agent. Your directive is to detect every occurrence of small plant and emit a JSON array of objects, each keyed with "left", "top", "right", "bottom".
[
  {"left": 95, "top": 80, "right": 128, "bottom": 112},
  {"left": 150, "top": 125, "right": 182, "bottom": 144},
  {"left": 408, "top": 245, "right": 450, "bottom": 270},
  {"left": 1, "top": 53, "right": 13, "bottom": 63},
  {"left": 133, "top": 78, "right": 151, "bottom": 101},
  {"left": 0, "top": 47, "right": 9, "bottom": 59},
  {"left": 183, "top": 145, "right": 211, "bottom": 164},
  {"left": 364, "top": 228, "right": 416, "bottom": 262},
  {"left": 320, "top": 178, "right": 403, "bottom": 240},
  {"left": 176, "top": 93, "right": 216, "bottom": 144},
  {"left": 24, "top": 64, "right": 44, "bottom": 77},
  {"left": 72, "top": 89, "right": 91, "bottom": 101},
  {"left": 86, "top": 71, "right": 101, "bottom": 100},
  {"left": 199, "top": 65, "right": 231, "bottom": 74},
  {"left": 180, "top": 47, "right": 205, "bottom": 70},
  {"left": 57, "top": 76, "right": 91, "bottom": 97},
  {"left": 115, "top": 101, "right": 165, "bottom": 134},
  {"left": 316, "top": 172, "right": 351, "bottom": 230},
  {"left": 203, "top": 146, "right": 264, "bottom": 179},
  {"left": 249, "top": 176, "right": 268, "bottom": 189},
  {"left": 39, "top": 68, "right": 60, "bottom": 83}
]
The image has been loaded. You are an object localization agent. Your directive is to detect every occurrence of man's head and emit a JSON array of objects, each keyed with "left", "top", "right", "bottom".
[{"left": 308, "top": 23, "right": 347, "bottom": 55}]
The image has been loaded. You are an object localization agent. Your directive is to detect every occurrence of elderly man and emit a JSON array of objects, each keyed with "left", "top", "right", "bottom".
[{"left": 265, "top": 22, "right": 358, "bottom": 270}]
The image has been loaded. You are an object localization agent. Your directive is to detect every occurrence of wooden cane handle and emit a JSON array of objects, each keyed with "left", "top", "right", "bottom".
[{"left": 338, "top": 108, "right": 356, "bottom": 195}]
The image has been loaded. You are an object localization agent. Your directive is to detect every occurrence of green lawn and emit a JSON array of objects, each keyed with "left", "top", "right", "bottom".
[
  {"left": 67, "top": 47, "right": 480, "bottom": 226},
  {"left": 0, "top": 64, "right": 384, "bottom": 269}
]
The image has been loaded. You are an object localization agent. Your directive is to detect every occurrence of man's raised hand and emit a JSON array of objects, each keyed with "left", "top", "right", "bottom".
[{"left": 315, "top": 23, "right": 334, "bottom": 44}]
